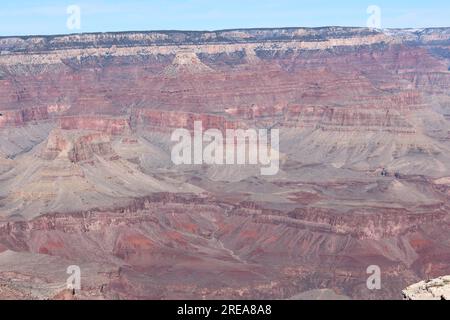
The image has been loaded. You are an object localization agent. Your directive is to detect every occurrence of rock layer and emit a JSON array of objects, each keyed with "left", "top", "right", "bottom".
[{"left": 0, "top": 27, "right": 449, "bottom": 299}]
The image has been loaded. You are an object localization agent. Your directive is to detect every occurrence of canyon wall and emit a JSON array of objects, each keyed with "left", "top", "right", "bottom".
[{"left": 0, "top": 27, "right": 449, "bottom": 299}]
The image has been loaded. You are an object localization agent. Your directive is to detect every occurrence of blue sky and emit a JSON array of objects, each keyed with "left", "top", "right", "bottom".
[{"left": 0, "top": 0, "right": 449, "bottom": 36}]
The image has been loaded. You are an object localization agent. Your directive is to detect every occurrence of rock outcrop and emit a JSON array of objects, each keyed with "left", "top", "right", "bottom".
[{"left": 403, "top": 276, "right": 450, "bottom": 300}]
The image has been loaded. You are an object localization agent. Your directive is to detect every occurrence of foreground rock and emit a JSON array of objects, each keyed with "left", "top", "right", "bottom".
[{"left": 403, "top": 276, "right": 450, "bottom": 300}]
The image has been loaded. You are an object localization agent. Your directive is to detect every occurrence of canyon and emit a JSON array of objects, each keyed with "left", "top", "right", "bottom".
[{"left": 0, "top": 27, "right": 449, "bottom": 299}]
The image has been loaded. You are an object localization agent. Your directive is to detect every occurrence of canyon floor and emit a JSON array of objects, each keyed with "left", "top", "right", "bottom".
[{"left": 0, "top": 27, "right": 449, "bottom": 299}]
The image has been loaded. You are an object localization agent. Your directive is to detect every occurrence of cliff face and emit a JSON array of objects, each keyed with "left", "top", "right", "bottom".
[
  {"left": 0, "top": 28, "right": 449, "bottom": 114},
  {"left": 0, "top": 27, "right": 449, "bottom": 299}
]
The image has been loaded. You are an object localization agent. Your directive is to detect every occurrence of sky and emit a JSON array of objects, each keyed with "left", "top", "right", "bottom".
[{"left": 0, "top": 0, "right": 449, "bottom": 36}]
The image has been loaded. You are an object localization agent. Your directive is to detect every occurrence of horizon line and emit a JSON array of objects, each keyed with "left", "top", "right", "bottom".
[{"left": 1, "top": 25, "right": 450, "bottom": 40}]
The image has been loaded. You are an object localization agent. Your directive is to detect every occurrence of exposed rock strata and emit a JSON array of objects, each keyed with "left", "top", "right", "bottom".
[{"left": 0, "top": 27, "right": 449, "bottom": 299}]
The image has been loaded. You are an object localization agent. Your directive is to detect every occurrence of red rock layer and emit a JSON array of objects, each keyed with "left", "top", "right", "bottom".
[
  {"left": 58, "top": 116, "right": 131, "bottom": 135},
  {"left": 0, "top": 193, "right": 448, "bottom": 299},
  {"left": 0, "top": 106, "right": 50, "bottom": 128}
]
